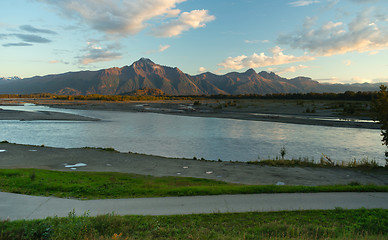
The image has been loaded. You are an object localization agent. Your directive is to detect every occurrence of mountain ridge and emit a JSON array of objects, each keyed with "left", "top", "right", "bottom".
[{"left": 0, "top": 58, "right": 385, "bottom": 95}]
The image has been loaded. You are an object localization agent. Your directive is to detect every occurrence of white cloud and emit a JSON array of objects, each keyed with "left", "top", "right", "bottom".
[
  {"left": 351, "top": 76, "right": 371, "bottom": 83},
  {"left": 38, "top": 0, "right": 213, "bottom": 38},
  {"left": 146, "top": 44, "right": 171, "bottom": 54},
  {"left": 245, "top": 39, "right": 269, "bottom": 44},
  {"left": 321, "top": 0, "right": 339, "bottom": 10},
  {"left": 198, "top": 67, "right": 207, "bottom": 73},
  {"left": 316, "top": 77, "right": 340, "bottom": 83},
  {"left": 49, "top": 60, "right": 69, "bottom": 64},
  {"left": 277, "top": 65, "right": 310, "bottom": 74},
  {"left": 244, "top": 40, "right": 259, "bottom": 44},
  {"left": 322, "top": 21, "right": 343, "bottom": 30},
  {"left": 218, "top": 46, "right": 315, "bottom": 70},
  {"left": 303, "top": 16, "right": 318, "bottom": 29},
  {"left": 278, "top": 9, "right": 388, "bottom": 56},
  {"left": 159, "top": 44, "right": 171, "bottom": 52},
  {"left": 152, "top": 10, "right": 215, "bottom": 37},
  {"left": 350, "top": 0, "right": 381, "bottom": 3},
  {"left": 80, "top": 42, "right": 122, "bottom": 65},
  {"left": 289, "top": 0, "right": 320, "bottom": 7},
  {"left": 316, "top": 76, "right": 387, "bottom": 84},
  {"left": 343, "top": 60, "right": 352, "bottom": 66},
  {"left": 370, "top": 77, "right": 388, "bottom": 83}
]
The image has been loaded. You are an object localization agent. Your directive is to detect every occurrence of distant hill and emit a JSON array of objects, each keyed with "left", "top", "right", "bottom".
[{"left": 0, "top": 58, "right": 385, "bottom": 95}]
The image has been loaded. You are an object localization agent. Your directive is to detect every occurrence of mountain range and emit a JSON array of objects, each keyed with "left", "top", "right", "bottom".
[
  {"left": 0, "top": 76, "right": 21, "bottom": 82},
  {"left": 0, "top": 58, "right": 385, "bottom": 95}
]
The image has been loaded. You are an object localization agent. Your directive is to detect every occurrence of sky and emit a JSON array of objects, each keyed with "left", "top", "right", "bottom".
[{"left": 1, "top": 0, "right": 388, "bottom": 84}]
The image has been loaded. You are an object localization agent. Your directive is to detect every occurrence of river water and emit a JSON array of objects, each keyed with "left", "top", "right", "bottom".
[{"left": 0, "top": 104, "right": 385, "bottom": 165}]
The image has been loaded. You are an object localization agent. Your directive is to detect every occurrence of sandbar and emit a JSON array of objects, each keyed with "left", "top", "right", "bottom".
[
  {"left": 0, "top": 108, "right": 99, "bottom": 121},
  {"left": 18, "top": 99, "right": 380, "bottom": 129}
]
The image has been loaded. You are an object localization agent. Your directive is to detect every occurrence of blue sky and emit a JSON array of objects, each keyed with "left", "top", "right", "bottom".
[{"left": 1, "top": 0, "right": 388, "bottom": 84}]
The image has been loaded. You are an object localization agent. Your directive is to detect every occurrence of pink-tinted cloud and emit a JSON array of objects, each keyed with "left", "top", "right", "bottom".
[
  {"left": 218, "top": 46, "right": 315, "bottom": 70},
  {"left": 152, "top": 10, "right": 215, "bottom": 37},
  {"left": 38, "top": 0, "right": 213, "bottom": 38},
  {"left": 278, "top": 9, "right": 388, "bottom": 56}
]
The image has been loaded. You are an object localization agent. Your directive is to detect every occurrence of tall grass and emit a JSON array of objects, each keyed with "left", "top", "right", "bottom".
[{"left": 1, "top": 209, "right": 387, "bottom": 239}]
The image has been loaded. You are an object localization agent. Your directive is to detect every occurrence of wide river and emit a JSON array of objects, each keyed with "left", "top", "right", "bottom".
[{"left": 0, "top": 104, "right": 386, "bottom": 165}]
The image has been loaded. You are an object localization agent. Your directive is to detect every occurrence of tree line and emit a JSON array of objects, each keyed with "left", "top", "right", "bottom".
[
  {"left": 199, "top": 91, "right": 376, "bottom": 101},
  {"left": 0, "top": 90, "right": 379, "bottom": 101}
]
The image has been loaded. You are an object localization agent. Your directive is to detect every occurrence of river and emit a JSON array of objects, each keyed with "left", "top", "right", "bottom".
[{"left": 0, "top": 104, "right": 385, "bottom": 165}]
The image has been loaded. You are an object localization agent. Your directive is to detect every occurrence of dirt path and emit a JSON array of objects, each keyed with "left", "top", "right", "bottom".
[{"left": 1, "top": 191, "right": 387, "bottom": 220}]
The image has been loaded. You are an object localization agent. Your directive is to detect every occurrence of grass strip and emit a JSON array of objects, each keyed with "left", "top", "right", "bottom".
[
  {"left": 0, "top": 169, "right": 387, "bottom": 199},
  {"left": 1, "top": 209, "right": 387, "bottom": 239},
  {"left": 249, "top": 158, "right": 385, "bottom": 169}
]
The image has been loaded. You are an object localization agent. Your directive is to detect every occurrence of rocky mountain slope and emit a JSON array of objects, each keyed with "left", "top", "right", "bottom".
[{"left": 0, "top": 58, "right": 384, "bottom": 95}]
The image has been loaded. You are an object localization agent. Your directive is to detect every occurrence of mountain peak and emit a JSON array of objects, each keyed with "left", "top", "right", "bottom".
[
  {"left": 258, "top": 71, "right": 282, "bottom": 80},
  {"left": 245, "top": 68, "right": 257, "bottom": 75},
  {"left": 136, "top": 58, "right": 155, "bottom": 65},
  {"left": 1, "top": 58, "right": 381, "bottom": 96}
]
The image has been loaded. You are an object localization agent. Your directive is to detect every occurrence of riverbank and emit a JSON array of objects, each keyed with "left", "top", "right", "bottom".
[
  {"left": 4, "top": 98, "right": 378, "bottom": 129},
  {"left": 0, "top": 142, "right": 387, "bottom": 186}
]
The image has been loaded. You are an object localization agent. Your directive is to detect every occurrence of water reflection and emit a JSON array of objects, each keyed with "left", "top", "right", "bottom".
[{"left": 250, "top": 113, "right": 375, "bottom": 123}]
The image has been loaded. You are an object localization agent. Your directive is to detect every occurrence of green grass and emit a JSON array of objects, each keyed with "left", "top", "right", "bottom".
[
  {"left": 1, "top": 209, "right": 387, "bottom": 239},
  {"left": 0, "top": 169, "right": 387, "bottom": 199}
]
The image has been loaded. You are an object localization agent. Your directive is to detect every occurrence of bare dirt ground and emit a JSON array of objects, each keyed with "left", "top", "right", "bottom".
[{"left": 0, "top": 142, "right": 387, "bottom": 186}]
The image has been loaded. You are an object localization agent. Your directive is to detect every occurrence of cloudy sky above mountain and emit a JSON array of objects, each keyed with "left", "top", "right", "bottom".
[{"left": 0, "top": 0, "right": 387, "bottom": 83}]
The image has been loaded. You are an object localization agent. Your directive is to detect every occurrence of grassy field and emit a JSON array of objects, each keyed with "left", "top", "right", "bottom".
[
  {"left": 1, "top": 209, "right": 387, "bottom": 239},
  {"left": 0, "top": 169, "right": 387, "bottom": 199}
]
